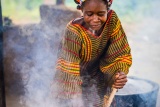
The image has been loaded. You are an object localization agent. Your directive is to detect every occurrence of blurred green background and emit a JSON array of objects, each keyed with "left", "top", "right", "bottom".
[
  {"left": 2, "top": 0, "right": 76, "bottom": 25},
  {"left": 2, "top": 0, "right": 159, "bottom": 25}
]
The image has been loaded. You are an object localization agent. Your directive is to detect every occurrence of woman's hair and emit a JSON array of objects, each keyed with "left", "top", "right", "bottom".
[{"left": 74, "top": 0, "right": 113, "bottom": 10}]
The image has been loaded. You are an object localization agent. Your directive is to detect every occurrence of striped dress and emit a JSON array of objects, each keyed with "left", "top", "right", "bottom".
[{"left": 54, "top": 10, "right": 132, "bottom": 107}]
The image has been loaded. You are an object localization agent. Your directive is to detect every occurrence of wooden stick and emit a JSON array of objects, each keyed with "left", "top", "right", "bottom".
[
  {"left": 105, "top": 88, "right": 117, "bottom": 107},
  {"left": 104, "top": 73, "right": 119, "bottom": 107}
]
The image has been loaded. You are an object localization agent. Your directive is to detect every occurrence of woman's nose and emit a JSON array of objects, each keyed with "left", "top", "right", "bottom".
[{"left": 92, "top": 15, "right": 99, "bottom": 22}]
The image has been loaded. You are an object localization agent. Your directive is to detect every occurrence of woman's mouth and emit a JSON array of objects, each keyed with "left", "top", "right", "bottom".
[{"left": 90, "top": 24, "right": 101, "bottom": 30}]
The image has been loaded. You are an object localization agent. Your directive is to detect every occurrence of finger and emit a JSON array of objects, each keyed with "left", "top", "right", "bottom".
[
  {"left": 115, "top": 78, "right": 128, "bottom": 83},
  {"left": 112, "top": 85, "right": 124, "bottom": 89},
  {"left": 113, "top": 79, "right": 127, "bottom": 86},
  {"left": 115, "top": 72, "right": 126, "bottom": 79},
  {"left": 117, "top": 75, "right": 127, "bottom": 80},
  {"left": 114, "top": 79, "right": 127, "bottom": 84},
  {"left": 119, "top": 71, "right": 125, "bottom": 75},
  {"left": 113, "top": 82, "right": 126, "bottom": 86},
  {"left": 115, "top": 72, "right": 120, "bottom": 79}
]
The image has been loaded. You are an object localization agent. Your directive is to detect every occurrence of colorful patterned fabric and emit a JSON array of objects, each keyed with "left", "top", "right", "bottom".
[
  {"left": 54, "top": 10, "right": 132, "bottom": 106},
  {"left": 75, "top": 0, "right": 113, "bottom": 8}
]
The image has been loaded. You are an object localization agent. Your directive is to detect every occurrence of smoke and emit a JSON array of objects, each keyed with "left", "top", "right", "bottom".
[
  {"left": 19, "top": 25, "right": 57, "bottom": 107},
  {"left": 3, "top": 0, "right": 160, "bottom": 107},
  {"left": 3, "top": 4, "right": 87, "bottom": 107},
  {"left": 3, "top": 23, "right": 60, "bottom": 107}
]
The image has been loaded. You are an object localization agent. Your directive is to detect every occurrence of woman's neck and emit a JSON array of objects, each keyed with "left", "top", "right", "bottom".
[{"left": 72, "top": 17, "right": 106, "bottom": 36}]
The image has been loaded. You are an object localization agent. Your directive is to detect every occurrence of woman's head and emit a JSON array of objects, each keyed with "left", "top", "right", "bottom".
[
  {"left": 74, "top": 0, "right": 113, "bottom": 31},
  {"left": 74, "top": 0, "right": 113, "bottom": 10}
]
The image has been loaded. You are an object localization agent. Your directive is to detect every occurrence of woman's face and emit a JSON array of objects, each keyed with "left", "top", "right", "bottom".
[{"left": 82, "top": 0, "right": 108, "bottom": 31}]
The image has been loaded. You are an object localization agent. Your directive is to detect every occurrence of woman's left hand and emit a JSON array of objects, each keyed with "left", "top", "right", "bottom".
[{"left": 112, "top": 71, "right": 128, "bottom": 89}]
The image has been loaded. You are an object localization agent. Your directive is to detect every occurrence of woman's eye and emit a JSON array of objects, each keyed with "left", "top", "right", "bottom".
[
  {"left": 87, "top": 14, "right": 93, "bottom": 16},
  {"left": 98, "top": 13, "right": 105, "bottom": 16},
  {"left": 97, "top": 12, "right": 106, "bottom": 16},
  {"left": 86, "top": 12, "right": 93, "bottom": 16}
]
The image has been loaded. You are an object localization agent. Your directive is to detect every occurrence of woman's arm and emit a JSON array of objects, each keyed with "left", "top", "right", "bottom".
[
  {"left": 100, "top": 11, "right": 132, "bottom": 88},
  {"left": 56, "top": 27, "right": 82, "bottom": 76},
  {"left": 54, "top": 25, "right": 83, "bottom": 98}
]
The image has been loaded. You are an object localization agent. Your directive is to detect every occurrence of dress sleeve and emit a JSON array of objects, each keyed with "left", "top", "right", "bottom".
[
  {"left": 56, "top": 27, "right": 82, "bottom": 76},
  {"left": 100, "top": 11, "right": 132, "bottom": 76},
  {"left": 54, "top": 26, "right": 83, "bottom": 99}
]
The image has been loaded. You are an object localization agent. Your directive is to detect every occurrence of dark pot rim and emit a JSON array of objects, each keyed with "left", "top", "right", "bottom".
[{"left": 116, "top": 76, "right": 159, "bottom": 96}]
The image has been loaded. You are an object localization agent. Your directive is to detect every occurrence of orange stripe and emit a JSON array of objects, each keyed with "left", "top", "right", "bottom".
[
  {"left": 102, "top": 59, "right": 131, "bottom": 71},
  {"left": 82, "top": 32, "right": 91, "bottom": 61},
  {"left": 65, "top": 38, "right": 81, "bottom": 46},
  {"left": 107, "top": 10, "right": 113, "bottom": 23},
  {"left": 67, "top": 24, "right": 90, "bottom": 61},
  {"left": 111, "top": 20, "right": 120, "bottom": 37},
  {"left": 67, "top": 24, "right": 81, "bottom": 36},
  {"left": 58, "top": 60, "right": 80, "bottom": 68},
  {"left": 111, "top": 33, "right": 125, "bottom": 44},
  {"left": 72, "top": 25, "right": 91, "bottom": 61},
  {"left": 57, "top": 67, "right": 80, "bottom": 75},
  {"left": 58, "top": 63, "right": 79, "bottom": 69},
  {"left": 106, "top": 44, "right": 129, "bottom": 58},
  {"left": 63, "top": 48, "right": 79, "bottom": 57},
  {"left": 56, "top": 65, "right": 79, "bottom": 71},
  {"left": 58, "top": 58, "right": 79, "bottom": 65}
]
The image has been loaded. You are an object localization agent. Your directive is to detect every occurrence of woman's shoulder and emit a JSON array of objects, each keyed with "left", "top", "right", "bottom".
[
  {"left": 66, "top": 17, "right": 83, "bottom": 26},
  {"left": 108, "top": 10, "right": 120, "bottom": 22},
  {"left": 65, "top": 17, "right": 84, "bottom": 35},
  {"left": 65, "top": 18, "right": 84, "bottom": 38},
  {"left": 72, "top": 17, "right": 84, "bottom": 24},
  {"left": 108, "top": 10, "right": 119, "bottom": 19},
  {"left": 107, "top": 9, "right": 121, "bottom": 27}
]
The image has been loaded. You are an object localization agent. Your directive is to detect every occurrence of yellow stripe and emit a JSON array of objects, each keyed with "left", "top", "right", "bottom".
[
  {"left": 58, "top": 58, "right": 80, "bottom": 67},
  {"left": 57, "top": 66, "right": 80, "bottom": 76},
  {"left": 111, "top": 20, "right": 120, "bottom": 37},
  {"left": 69, "top": 23, "right": 92, "bottom": 61}
]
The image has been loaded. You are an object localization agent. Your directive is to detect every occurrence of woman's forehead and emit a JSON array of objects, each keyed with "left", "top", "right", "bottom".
[
  {"left": 83, "top": 0, "right": 107, "bottom": 11},
  {"left": 84, "top": 0, "right": 106, "bottom": 6}
]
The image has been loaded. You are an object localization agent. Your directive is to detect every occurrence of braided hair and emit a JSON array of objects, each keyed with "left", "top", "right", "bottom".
[{"left": 74, "top": 0, "right": 113, "bottom": 10}]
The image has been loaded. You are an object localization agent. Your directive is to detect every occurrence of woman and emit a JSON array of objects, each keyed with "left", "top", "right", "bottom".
[{"left": 54, "top": 0, "right": 132, "bottom": 106}]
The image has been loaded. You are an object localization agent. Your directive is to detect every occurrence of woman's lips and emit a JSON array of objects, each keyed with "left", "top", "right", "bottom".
[{"left": 90, "top": 24, "right": 101, "bottom": 29}]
